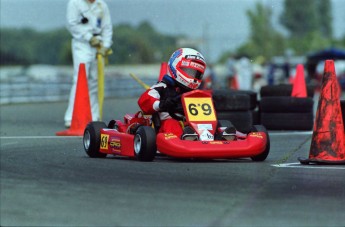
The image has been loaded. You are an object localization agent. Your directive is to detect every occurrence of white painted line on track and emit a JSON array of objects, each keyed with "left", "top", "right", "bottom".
[
  {"left": 0, "top": 136, "right": 82, "bottom": 139},
  {"left": 272, "top": 162, "right": 345, "bottom": 170},
  {"left": 269, "top": 131, "right": 313, "bottom": 136}
]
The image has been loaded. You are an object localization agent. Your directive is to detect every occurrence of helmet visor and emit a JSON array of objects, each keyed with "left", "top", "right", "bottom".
[{"left": 181, "top": 67, "right": 204, "bottom": 80}]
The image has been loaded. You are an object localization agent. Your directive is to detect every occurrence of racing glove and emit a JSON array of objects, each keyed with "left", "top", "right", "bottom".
[
  {"left": 158, "top": 97, "right": 178, "bottom": 112},
  {"left": 89, "top": 36, "right": 102, "bottom": 47}
]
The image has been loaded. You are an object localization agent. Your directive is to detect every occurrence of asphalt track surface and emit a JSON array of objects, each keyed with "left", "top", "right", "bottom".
[{"left": 1, "top": 98, "right": 344, "bottom": 226}]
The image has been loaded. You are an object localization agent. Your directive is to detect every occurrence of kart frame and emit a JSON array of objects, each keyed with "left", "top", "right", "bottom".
[{"left": 83, "top": 90, "right": 270, "bottom": 161}]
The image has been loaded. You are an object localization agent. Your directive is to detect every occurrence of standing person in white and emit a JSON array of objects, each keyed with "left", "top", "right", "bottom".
[
  {"left": 236, "top": 57, "right": 253, "bottom": 90},
  {"left": 65, "top": 0, "right": 113, "bottom": 127}
]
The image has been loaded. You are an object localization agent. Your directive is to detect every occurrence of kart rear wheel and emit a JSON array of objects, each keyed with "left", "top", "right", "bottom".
[
  {"left": 134, "top": 126, "right": 157, "bottom": 161},
  {"left": 250, "top": 125, "right": 270, "bottom": 161},
  {"left": 83, "top": 121, "right": 107, "bottom": 158}
]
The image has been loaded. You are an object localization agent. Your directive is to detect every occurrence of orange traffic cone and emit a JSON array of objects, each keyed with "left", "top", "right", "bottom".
[
  {"left": 298, "top": 60, "right": 345, "bottom": 164},
  {"left": 291, "top": 64, "right": 307, "bottom": 97},
  {"left": 56, "top": 63, "right": 92, "bottom": 136},
  {"left": 228, "top": 75, "right": 239, "bottom": 90},
  {"left": 158, "top": 62, "right": 167, "bottom": 81}
]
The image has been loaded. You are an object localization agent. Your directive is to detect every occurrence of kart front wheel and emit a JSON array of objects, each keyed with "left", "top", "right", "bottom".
[
  {"left": 250, "top": 125, "right": 270, "bottom": 161},
  {"left": 83, "top": 121, "right": 107, "bottom": 158},
  {"left": 134, "top": 126, "right": 157, "bottom": 161}
]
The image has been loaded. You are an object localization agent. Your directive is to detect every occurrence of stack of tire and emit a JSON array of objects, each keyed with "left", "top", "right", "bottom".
[
  {"left": 259, "top": 84, "right": 315, "bottom": 130},
  {"left": 212, "top": 89, "right": 258, "bottom": 133}
]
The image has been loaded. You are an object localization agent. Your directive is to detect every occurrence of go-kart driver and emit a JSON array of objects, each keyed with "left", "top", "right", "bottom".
[{"left": 138, "top": 48, "right": 206, "bottom": 139}]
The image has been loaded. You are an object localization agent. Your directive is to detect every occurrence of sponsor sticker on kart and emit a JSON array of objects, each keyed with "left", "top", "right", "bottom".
[
  {"left": 197, "top": 124, "right": 213, "bottom": 131},
  {"left": 210, "top": 141, "right": 223, "bottom": 144},
  {"left": 110, "top": 138, "right": 121, "bottom": 152},
  {"left": 100, "top": 134, "right": 109, "bottom": 149},
  {"left": 250, "top": 132, "right": 263, "bottom": 139},
  {"left": 184, "top": 97, "right": 216, "bottom": 121},
  {"left": 199, "top": 130, "right": 214, "bottom": 141},
  {"left": 164, "top": 133, "right": 178, "bottom": 140}
]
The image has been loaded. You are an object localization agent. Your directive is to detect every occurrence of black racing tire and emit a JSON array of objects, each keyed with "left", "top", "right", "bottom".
[
  {"left": 229, "top": 90, "right": 258, "bottom": 110},
  {"left": 250, "top": 125, "right": 270, "bottom": 161},
  {"left": 217, "top": 120, "right": 234, "bottom": 128},
  {"left": 212, "top": 90, "right": 251, "bottom": 111},
  {"left": 212, "top": 89, "right": 258, "bottom": 111},
  {"left": 260, "top": 97, "right": 314, "bottom": 113},
  {"left": 134, "top": 126, "right": 157, "bottom": 161},
  {"left": 252, "top": 109, "right": 260, "bottom": 125},
  {"left": 216, "top": 110, "right": 253, "bottom": 133},
  {"left": 260, "top": 84, "right": 292, "bottom": 97},
  {"left": 83, "top": 121, "right": 107, "bottom": 158},
  {"left": 260, "top": 112, "right": 314, "bottom": 130},
  {"left": 260, "top": 84, "right": 314, "bottom": 98}
]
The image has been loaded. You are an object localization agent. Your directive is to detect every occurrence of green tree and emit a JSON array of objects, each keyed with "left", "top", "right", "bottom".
[
  {"left": 112, "top": 23, "right": 154, "bottom": 64},
  {"left": 317, "top": 0, "right": 333, "bottom": 38},
  {"left": 0, "top": 28, "right": 39, "bottom": 65},
  {"left": 280, "top": 0, "right": 333, "bottom": 54},
  {"left": 0, "top": 22, "right": 179, "bottom": 65},
  {"left": 111, "top": 21, "right": 178, "bottom": 64},
  {"left": 36, "top": 28, "right": 71, "bottom": 65},
  {"left": 280, "top": 0, "right": 318, "bottom": 38},
  {"left": 280, "top": 0, "right": 333, "bottom": 39},
  {"left": 235, "top": 2, "right": 285, "bottom": 60},
  {"left": 137, "top": 21, "right": 177, "bottom": 61}
]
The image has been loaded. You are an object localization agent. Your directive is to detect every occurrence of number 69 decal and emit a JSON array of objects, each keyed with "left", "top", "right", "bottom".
[
  {"left": 100, "top": 134, "right": 109, "bottom": 149},
  {"left": 184, "top": 97, "right": 216, "bottom": 121}
]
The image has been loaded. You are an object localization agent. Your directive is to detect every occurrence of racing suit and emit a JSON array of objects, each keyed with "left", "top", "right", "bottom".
[
  {"left": 138, "top": 78, "right": 185, "bottom": 137},
  {"left": 65, "top": 0, "right": 113, "bottom": 125}
]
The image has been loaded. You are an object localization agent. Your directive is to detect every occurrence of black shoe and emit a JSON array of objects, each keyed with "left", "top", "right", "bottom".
[
  {"left": 181, "top": 126, "right": 198, "bottom": 141},
  {"left": 65, "top": 121, "right": 71, "bottom": 128},
  {"left": 222, "top": 126, "right": 236, "bottom": 141}
]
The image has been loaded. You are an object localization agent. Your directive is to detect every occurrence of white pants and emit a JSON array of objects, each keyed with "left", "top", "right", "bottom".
[{"left": 64, "top": 40, "right": 101, "bottom": 123}]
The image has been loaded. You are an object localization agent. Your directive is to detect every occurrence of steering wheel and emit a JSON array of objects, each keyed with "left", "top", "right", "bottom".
[
  {"left": 167, "top": 96, "right": 185, "bottom": 121},
  {"left": 168, "top": 107, "right": 185, "bottom": 121}
]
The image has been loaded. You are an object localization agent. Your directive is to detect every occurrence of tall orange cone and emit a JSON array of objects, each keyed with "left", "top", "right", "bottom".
[
  {"left": 158, "top": 62, "right": 167, "bottom": 81},
  {"left": 56, "top": 63, "right": 92, "bottom": 136},
  {"left": 228, "top": 75, "right": 239, "bottom": 90},
  {"left": 233, "top": 75, "right": 239, "bottom": 90},
  {"left": 291, "top": 64, "right": 307, "bottom": 97},
  {"left": 299, "top": 60, "right": 345, "bottom": 164}
]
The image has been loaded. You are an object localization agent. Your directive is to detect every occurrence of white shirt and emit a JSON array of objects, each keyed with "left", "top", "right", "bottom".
[{"left": 66, "top": 0, "right": 113, "bottom": 48}]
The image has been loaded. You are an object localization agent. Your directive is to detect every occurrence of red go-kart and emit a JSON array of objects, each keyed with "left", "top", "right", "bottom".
[{"left": 83, "top": 90, "right": 270, "bottom": 161}]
